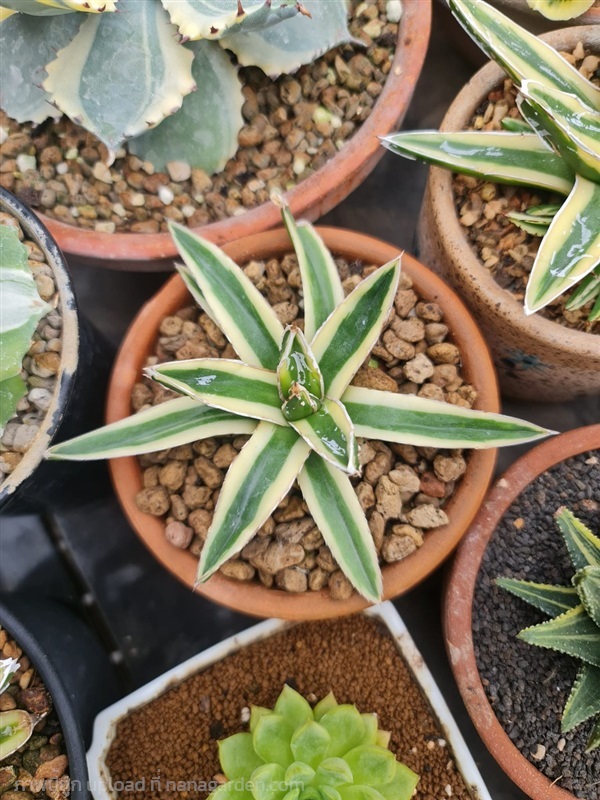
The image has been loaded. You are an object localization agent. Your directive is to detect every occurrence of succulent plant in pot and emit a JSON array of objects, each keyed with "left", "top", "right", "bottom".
[
  {"left": 383, "top": 0, "right": 600, "bottom": 400},
  {"left": 46, "top": 202, "right": 552, "bottom": 608}
]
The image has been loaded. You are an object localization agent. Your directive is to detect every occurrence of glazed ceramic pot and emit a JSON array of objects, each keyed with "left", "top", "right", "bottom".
[
  {"left": 418, "top": 26, "right": 600, "bottom": 402},
  {"left": 34, "top": 0, "right": 431, "bottom": 271},
  {"left": 106, "top": 226, "right": 501, "bottom": 620},
  {"left": 444, "top": 424, "right": 600, "bottom": 800}
]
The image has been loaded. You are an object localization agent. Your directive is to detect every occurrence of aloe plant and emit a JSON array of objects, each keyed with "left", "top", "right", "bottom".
[
  {"left": 0, "top": 225, "right": 51, "bottom": 431},
  {"left": 382, "top": 0, "right": 600, "bottom": 319},
  {"left": 497, "top": 507, "right": 600, "bottom": 753},
  {"left": 526, "top": 0, "right": 597, "bottom": 21},
  {"left": 210, "top": 685, "right": 419, "bottom": 800},
  {"left": 46, "top": 203, "right": 552, "bottom": 603},
  {"left": 0, "top": 0, "right": 353, "bottom": 172}
]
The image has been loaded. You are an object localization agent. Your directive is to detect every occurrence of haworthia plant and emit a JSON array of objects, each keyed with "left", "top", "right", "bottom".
[
  {"left": 47, "top": 203, "right": 553, "bottom": 603},
  {"left": 381, "top": 0, "right": 600, "bottom": 319},
  {"left": 0, "top": 225, "right": 51, "bottom": 431},
  {"left": 497, "top": 507, "right": 600, "bottom": 752},
  {"left": 209, "top": 685, "right": 420, "bottom": 800},
  {"left": 0, "top": 0, "right": 353, "bottom": 170}
]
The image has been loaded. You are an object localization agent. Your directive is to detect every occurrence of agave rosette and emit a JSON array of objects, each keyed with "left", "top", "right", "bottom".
[
  {"left": 47, "top": 205, "right": 552, "bottom": 603},
  {"left": 382, "top": 0, "right": 600, "bottom": 319}
]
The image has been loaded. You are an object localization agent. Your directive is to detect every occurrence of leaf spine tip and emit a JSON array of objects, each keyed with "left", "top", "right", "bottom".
[{"left": 297, "top": 2, "right": 311, "bottom": 18}]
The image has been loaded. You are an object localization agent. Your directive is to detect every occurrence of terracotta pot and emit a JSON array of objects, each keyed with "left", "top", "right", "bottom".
[
  {"left": 106, "top": 226, "right": 501, "bottom": 620},
  {"left": 443, "top": 424, "right": 600, "bottom": 800},
  {"left": 418, "top": 26, "right": 600, "bottom": 402},
  {"left": 34, "top": 0, "right": 431, "bottom": 272}
]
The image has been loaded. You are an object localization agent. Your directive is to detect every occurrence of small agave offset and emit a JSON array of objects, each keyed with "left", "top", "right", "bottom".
[
  {"left": 209, "top": 685, "right": 419, "bottom": 800},
  {"left": 497, "top": 508, "right": 600, "bottom": 753},
  {"left": 382, "top": 0, "right": 600, "bottom": 319},
  {"left": 47, "top": 203, "right": 552, "bottom": 603},
  {"left": 0, "top": 0, "right": 354, "bottom": 172}
]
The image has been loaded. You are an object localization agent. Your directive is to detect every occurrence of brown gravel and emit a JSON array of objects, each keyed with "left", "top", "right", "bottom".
[
  {"left": 0, "top": 0, "right": 398, "bottom": 234},
  {"left": 0, "top": 625, "right": 69, "bottom": 800},
  {"left": 453, "top": 43, "right": 600, "bottom": 335},
  {"left": 105, "top": 614, "right": 471, "bottom": 800},
  {"left": 0, "top": 212, "right": 63, "bottom": 488},
  {"left": 133, "top": 254, "right": 475, "bottom": 599}
]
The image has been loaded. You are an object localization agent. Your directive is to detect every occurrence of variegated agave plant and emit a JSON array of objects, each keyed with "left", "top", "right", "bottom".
[
  {"left": 0, "top": 0, "right": 353, "bottom": 172},
  {"left": 382, "top": 0, "right": 600, "bottom": 319},
  {"left": 47, "top": 204, "right": 552, "bottom": 603},
  {"left": 497, "top": 508, "right": 600, "bottom": 753}
]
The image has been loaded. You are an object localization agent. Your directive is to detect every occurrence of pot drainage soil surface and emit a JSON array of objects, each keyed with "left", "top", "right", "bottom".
[
  {"left": 473, "top": 449, "right": 600, "bottom": 799},
  {"left": 105, "top": 614, "right": 470, "bottom": 800}
]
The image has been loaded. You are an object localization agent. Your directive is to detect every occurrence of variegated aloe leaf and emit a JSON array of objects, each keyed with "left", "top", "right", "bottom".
[
  {"left": 555, "top": 506, "right": 600, "bottom": 570},
  {"left": 128, "top": 40, "right": 243, "bottom": 174},
  {"left": 311, "top": 258, "right": 400, "bottom": 400},
  {"left": 562, "top": 664, "right": 600, "bottom": 735},
  {"left": 495, "top": 577, "right": 579, "bottom": 616},
  {"left": 290, "top": 398, "right": 358, "bottom": 475},
  {"left": 588, "top": 717, "right": 600, "bottom": 753},
  {"left": 299, "top": 453, "right": 381, "bottom": 603},
  {"left": 342, "top": 386, "right": 552, "bottom": 448},
  {"left": 279, "top": 202, "right": 344, "bottom": 341},
  {"left": 0, "top": 11, "right": 84, "bottom": 124},
  {"left": 43, "top": 0, "right": 196, "bottom": 162},
  {"left": 574, "top": 566, "right": 600, "bottom": 628},
  {"left": 448, "top": 0, "right": 600, "bottom": 110},
  {"left": 381, "top": 131, "right": 574, "bottom": 195},
  {"left": 565, "top": 268, "right": 600, "bottom": 312},
  {"left": 2, "top": 0, "right": 116, "bottom": 10},
  {"left": 170, "top": 222, "right": 284, "bottom": 370},
  {"left": 525, "top": 175, "right": 600, "bottom": 314},
  {"left": 161, "top": 0, "right": 300, "bottom": 41},
  {"left": 518, "top": 605, "right": 600, "bottom": 667},
  {"left": 197, "top": 422, "right": 310, "bottom": 581},
  {"left": 221, "top": 0, "right": 354, "bottom": 77},
  {"left": 149, "top": 359, "right": 286, "bottom": 425},
  {"left": 46, "top": 397, "right": 256, "bottom": 460}
]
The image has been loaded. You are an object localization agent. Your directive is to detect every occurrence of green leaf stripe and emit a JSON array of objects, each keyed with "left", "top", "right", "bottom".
[
  {"left": 496, "top": 577, "right": 579, "bottom": 617},
  {"left": 290, "top": 398, "right": 358, "bottom": 475},
  {"left": 555, "top": 507, "right": 600, "bottom": 570},
  {"left": 381, "top": 131, "right": 574, "bottom": 195},
  {"left": 46, "top": 397, "right": 256, "bottom": 460},
  {"left": 587, "top": 718, "right": 600, "bottom": 753},
  {"left": 519, "top": 605, "right": 600, "bottom": 668},
  {"left": 562, "top": 665, "right": 600, "bottom": 734},
  {"left": 149, "top": 359, "right": 285, "bottom": 425},
  {"left": 176, "top": 262, "right": 220, "bottom": 326},
  {"left": 565, "top": 268, "right": 600, "bottom": 312},
  {"left": 299, "top": 453, "right": 382, "bottom": 603},
  {"left": 311, "top": 259, "right": 400, "bottom": 399},
  {"left": 198, "top": 422, "right": 310, "bottom": 581},
  {"left": 342, "top": 386, "right": 552, "bottom": 448},
  {"left": 170, "top": 222, "right": 283, "bottom": 370}
]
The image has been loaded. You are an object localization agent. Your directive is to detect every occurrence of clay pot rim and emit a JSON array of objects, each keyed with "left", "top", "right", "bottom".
[
  {"left": 34, "top": 0, "right": 431, "bottom": 269},
  {"left": 106, "top": 224, "right": 501, "bottom": 621},
  {"left": 426, "top": 25, "right": 600, "bottom": 359},
  {"left": 443, "top": 424, "right": 600, "bottom": 800}
]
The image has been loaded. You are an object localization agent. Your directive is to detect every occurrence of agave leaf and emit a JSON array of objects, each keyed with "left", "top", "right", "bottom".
[
  {"left": 149, "top": 359, "right": 286, "bottom": 426},
  {"left": 555, "top": 507, "right": 600, "bottom": 570},
  {"left": 0, "top": 375, "right": 27, "bottom": 431},
  {"left": 290, "top": 398, "right": 358, "bottom": 475},
  {"left": 218, "top": 732, "right": 264, "bottom": 781},
  {"left": 342, "top": 386, "right": 552, "bottom": 448},
  {"left": 496, "top": 577, "right": 579, "bottom": 616},
  {"left": 562, "top": 664, "right": 600, "bottom": 733},
  {"left": 377, "top": 763, "right": 420, "bottom": 800},
  {"left": 128, "top": 40, "right": 243, "bottom": 174},
  {"left": 2, "top": 0, "right": 116, "bottom": 10},
  {"left": 526, "top": 0, "right": 596, "bottom": 22},
  {"left": 44, "top": 0, "right": 196, "bottom": 162},
  {"left": 0, "top": 0, "right": 73, "bottom": 13},
  {"left": 221, "top": 0, "right": 354, "bottom": 77},
  {"left": 587, "top": 717, "right": 600, "bottom": 753},
  {"left": 298, "top": 453, "right": 382, "bottom": 603},
  {"left": 311, "top": 259, "right": 400, "bottom": 400},
  {"left": 0, "top": 11, "right": 84, "bottom": 124},
  {"left": 565, "top": 268, "right": 600, "bottom": 312},
  {"left": 506, "top": 216, "right": 550, "bottom": 237},
  {"left": 46, "top": 397, "right": 257, "bottom": 460},
  {"left": 518, "top": 605, "right": 600, "bottom": 667},
  {"left": 197, "top": 422, "right": 310, "bottom": 581},
  {"left": 501, "top": 118, "right": 531, "bottom": 133},
  {"left": 0, "top": 657, "right": 20, "bottom": 695},
  {"left": 175, "top": 262, "right": 220, "bottom": 327},
  {"left": 448, "top": 0, "right": 600, "bottom": 110},
  {"left": 0, "top": 709, "right": 33, "bottom": 760},
  {"left": 279, "top": 202, "right": 344, "bottom": 341},
  {"left": 525, "top": 175, "right": 600, "bottom": 315},
  {"left": 589, "top": 290, "right": 600, "bottom": 322},
  {"left": 381, "top": 131, "right": 574, "bottom": 195},
  {"left": 161, "top": 0, "right": 299, "bottom": 41},
  {"left": 277, "top": 326, "right": 324, "bottom": 412},
  {"left": 574, "top": 566, "right": 600, "bottom": 629},
  {"left": 170, "top": 222, "right": 284, "bottom": 370}
]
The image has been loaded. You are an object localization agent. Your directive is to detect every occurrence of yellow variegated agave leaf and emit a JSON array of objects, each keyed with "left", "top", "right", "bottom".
[{"left": 526, "top": 0, "right": 596, "bottom": 21}]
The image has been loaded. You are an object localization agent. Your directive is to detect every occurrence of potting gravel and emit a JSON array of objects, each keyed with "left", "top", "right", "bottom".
[
  {"left": 133, "top": 255, "right": 475, "bottom": 599},
  {"left": 453, "top": 43, "right": 600, "bottom": 334},
  {"left": 0, "top": 625, "right": 70, "bottom": 800},
  {"left": 0, "top": 0, "right": 398, "bottom": 234},
  {"left": 473, "top": 450, "right": 600, "bottom": 799},
  {"left": 106, "top": 614, "right": 471, "bottom": 800}
]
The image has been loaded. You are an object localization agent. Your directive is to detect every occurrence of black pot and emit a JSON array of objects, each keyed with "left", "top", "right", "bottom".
[
  {"left": 0, "top": 596, "right": 119, "bottom": 800},
  {"left": 0, "top": 188, "right": 113, "bottom": 513}
]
